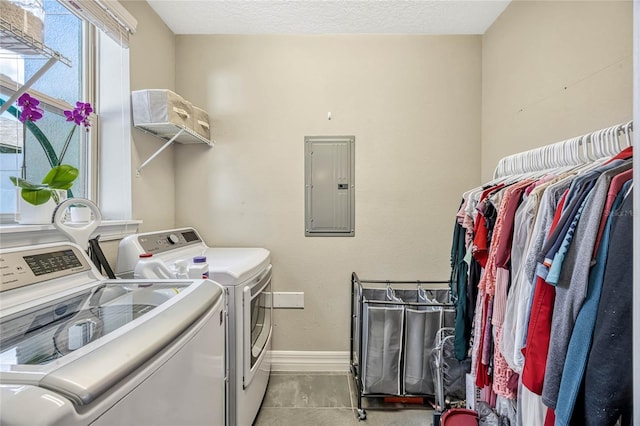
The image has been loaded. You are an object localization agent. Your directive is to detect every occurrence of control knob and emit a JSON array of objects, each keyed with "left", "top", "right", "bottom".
[{"left": 167, "top": 234, "right": 180, "bottom": 245}]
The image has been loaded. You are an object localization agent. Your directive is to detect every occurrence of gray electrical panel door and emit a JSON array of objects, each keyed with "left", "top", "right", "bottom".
[{"left": 305, "top": 136, "right": 355, "bottom": 237}]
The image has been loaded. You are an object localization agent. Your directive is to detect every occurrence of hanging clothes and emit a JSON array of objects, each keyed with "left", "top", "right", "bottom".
[
  {"left": 554, "top": 179, "right": 632, "bottom": 426},
  {"left": 448, "top": 125, "right": 633, "bottom": 426},
  {"left": 451, "top": 199, "right": 471, "bottom": 360},
  {"left": 568, "top": 190, "right": 634, "bottom": 425},
  {"left": 541, "top": 160, "right": 632, "bottom": 409},
  {"left": 520, "top": 188, "right": 570, "bottom": 395}
]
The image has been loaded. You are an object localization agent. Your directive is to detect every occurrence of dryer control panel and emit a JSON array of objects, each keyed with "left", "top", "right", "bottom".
[
  {"left": 0, "top": 245, "right": 92, "bottom": 292},
  {"left": 136, "top": 228, "right": 203, "bottom": 255},
  {"left": 116, "top": 228, "right": 209, "bottom": 277}
]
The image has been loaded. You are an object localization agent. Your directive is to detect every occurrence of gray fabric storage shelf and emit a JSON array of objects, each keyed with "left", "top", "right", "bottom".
[{"left": 350, "top": 273, "right": 454, "bottom": 421}]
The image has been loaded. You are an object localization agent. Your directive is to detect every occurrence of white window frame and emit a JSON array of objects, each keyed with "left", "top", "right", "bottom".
[
  {"left": 0, "top": 1, "right": 140, "bottom": 247},
  {"left": 95, "top": 28, "right": 133, "bottom": 221}
]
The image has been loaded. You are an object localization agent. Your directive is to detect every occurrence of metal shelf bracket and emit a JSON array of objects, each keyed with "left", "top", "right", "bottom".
[
  {"left": 136, "top": 128, "right": 185, "bottom": 174},
  {"left": 134, "top": 122, "right": 214, "bottom": 174}
]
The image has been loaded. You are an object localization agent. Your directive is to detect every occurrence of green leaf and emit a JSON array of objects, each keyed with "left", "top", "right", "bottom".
[
  {"left": 21, "top": 188, "right": 52, "bottom": 206},
  {"left": 41, "top": 165, "right": 79, "bottom": 190},
  {"left": 9, "top": 177, "right": 47, "bottom": 190}
]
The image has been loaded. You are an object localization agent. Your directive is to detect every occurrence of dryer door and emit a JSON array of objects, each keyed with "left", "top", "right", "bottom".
[{"left": 243, "top": 265, "right": 272, "bottom": 388}]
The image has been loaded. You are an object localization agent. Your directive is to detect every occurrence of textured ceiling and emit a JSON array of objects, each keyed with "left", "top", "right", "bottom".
[{"left": 145, "top": 1, "right": 511, "bottom": 35}]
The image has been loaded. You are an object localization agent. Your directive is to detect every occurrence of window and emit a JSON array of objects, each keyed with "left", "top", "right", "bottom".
[
  {"left": 0, "top": 0, "right": 86, "bottom": 221},
  {"left": 0, "top": 0, "right": 136, "bottom": 226}
]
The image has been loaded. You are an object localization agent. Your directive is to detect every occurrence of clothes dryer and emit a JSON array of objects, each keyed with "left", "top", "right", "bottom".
[
  {"left": 116, "top": 228, "right": 272, "bottom": 426},
  {"left": 0, "top": 242, "right": 225, "bottom": 425}
]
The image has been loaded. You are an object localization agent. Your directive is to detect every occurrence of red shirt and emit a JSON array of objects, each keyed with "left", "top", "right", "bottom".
[{"left": 521, "top": 190, "right": 568, "bottom": 394}]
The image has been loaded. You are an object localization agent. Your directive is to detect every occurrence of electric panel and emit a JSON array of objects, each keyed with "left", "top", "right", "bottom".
[{"left": 305, "top": 136, "right": 355, "bottom": 237}]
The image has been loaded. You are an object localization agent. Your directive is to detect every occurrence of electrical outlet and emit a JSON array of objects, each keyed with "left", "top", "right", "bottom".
[{"left": 272, "top": 292, "right": 304, "bottom": 309}]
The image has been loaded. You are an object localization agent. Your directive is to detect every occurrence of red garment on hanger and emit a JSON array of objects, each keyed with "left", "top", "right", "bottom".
[
  {"left": 475, "top": 296, "right": 492, "bottom": 388},
  {"left": 592, "top": 168, "right": 633, "bottom": 254},
  {"left": 521, "top": 190, "right": 568, "bottom": 394},
  {"left": 472, "top": 184, "right": 504, "bottom": 268},
  {"left": 602, "top": 146, "right": 632, "bottom": 164}
]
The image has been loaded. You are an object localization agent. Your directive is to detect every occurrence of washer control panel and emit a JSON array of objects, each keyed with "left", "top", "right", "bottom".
[
  {"left": 137, "top": 228, "right": 203, "bottom": 255},
  {"left": 0, "top": 245, "right": 92, "bottom": 292}
]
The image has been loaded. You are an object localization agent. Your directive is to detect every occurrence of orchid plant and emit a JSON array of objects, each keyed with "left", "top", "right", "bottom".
[{"left": 9, "top": 93, "right": 93, "bottom": 206}]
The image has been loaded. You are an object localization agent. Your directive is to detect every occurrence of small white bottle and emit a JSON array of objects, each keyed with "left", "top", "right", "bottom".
[
  {"left": 188, "top": 256, "right": 209, "bottom": 279},
  {"left": 174, "top": 259, "right": 189, "bottom": 279}
]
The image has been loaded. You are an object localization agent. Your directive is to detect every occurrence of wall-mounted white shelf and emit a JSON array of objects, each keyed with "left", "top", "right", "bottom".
[
  {"left": 0, "top": 17, "right": 71, "bottom": 115},
  {"left": 134, "top": 122, "right": 214, "bottom": 173}
]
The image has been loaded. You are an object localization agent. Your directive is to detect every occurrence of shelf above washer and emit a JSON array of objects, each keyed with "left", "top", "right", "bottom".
[
  {"left": 134, "top": 122, "right": 213, "bottom": 145},
  {"left": 134, "top": 122, "right": 214, "bottom": 173}
]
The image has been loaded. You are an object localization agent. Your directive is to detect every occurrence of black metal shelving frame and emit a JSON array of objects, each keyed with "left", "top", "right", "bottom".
[{"left": 349, "top": 272, "right": 453, "bottom": 421}]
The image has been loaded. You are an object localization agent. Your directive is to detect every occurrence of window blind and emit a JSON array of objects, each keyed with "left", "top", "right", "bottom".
[{"left": 58, "top": 0, "right": 137, "bottom": 47}]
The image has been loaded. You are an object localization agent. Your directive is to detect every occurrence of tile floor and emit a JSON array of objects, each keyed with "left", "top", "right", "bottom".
[{"left": 253, "top": 372, "right": 435, "bottom": 426}]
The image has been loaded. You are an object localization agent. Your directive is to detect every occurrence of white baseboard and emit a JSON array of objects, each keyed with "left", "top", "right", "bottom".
[{"left": 270, "top": 350, "right": 350, "bottom": 372}]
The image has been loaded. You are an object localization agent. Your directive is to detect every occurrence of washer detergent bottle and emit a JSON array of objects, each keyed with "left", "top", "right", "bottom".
[
  {"left": 134, "top": 253, "right": 173, "bottom": 279},
  {"left": 188, "top": 256, "right": 209, "bottom": 279}
]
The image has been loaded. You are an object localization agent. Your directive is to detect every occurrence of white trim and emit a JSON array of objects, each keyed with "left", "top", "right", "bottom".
[
  {"left": 58, "top": 0, "right": 137, "bottom": 47},
  {"left": 0, "top": 75, "right": 73, "bottom": 114},
  {"left": 0, "top": 219, "right": 141, "bottom": 248},
  {"left": 269, "top": 350, "right": 350, "bottom": 373},
  {"left": 96, "top": 31, "right": 132, "bottom": 220}
]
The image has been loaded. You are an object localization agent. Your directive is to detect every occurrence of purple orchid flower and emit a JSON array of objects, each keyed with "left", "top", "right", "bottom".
[
  {"left": 17, "top": 92, "right": 40, "bottom": 108},
  {"left": 17, "top": 93, "right": 44, "bottom": 123},
  {"left": 64, "top": 101, "right": 93, "bottom": 130},
  {"left": 15, "top": 93, "right": 94, "bottom": 168},
  {"left": 59, "top": 101, "right": 94, "bottom": 164}
]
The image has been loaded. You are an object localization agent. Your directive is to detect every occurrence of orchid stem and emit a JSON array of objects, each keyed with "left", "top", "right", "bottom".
[
  {"left": 57, "top": 125, "right": 77, "bottom": 166},
  {"left": 20, "top": 123, "right": 27, "bottom": 179}
]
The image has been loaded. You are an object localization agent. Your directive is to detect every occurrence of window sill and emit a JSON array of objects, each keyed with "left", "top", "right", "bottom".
[{"left": 0, "top": 219, "right": 142, "bottom": 248}]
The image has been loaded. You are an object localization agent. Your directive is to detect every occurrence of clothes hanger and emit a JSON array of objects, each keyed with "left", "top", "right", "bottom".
[
  {"left": 615, "top": 123, "right": 627, "bottom": 150},
  {"left": 490, "top": 121, "right": 633, "bottom": 188},
  {"left": 623, "top": 121, "right": 633, "bottom": 148},
  {"left": 583, "top": 134, "right": 595, "bottom": 162},
  {"left": 606, "top": 125, "right": 619, "bottom": 156},
  {"left": 613, "top": 124, "right": 624, "bottom": 152},
  {"left": 592, "top": 129, "right": 604, "bottom": 159},
  {"left": 568, "top": 138, "right": 581, "bottom": 163}
]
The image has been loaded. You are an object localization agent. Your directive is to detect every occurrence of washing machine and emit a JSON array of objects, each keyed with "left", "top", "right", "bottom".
[
  {"left": 116, "top": 228, "right": 272, "bottom": 426},
  {"left": 0, "top": 241, "right": 225, "bottom": 426}
]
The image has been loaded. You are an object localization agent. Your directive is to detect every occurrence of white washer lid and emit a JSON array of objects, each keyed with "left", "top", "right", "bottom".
[{"left": 0, "top": 279, "right": 222, "bottom": 406}]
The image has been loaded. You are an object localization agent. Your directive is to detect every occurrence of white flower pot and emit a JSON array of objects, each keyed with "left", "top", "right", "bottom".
[
  {"left": 16, "top": 190, "right": 67, "bottom": 225},
  {"left": 69, "top": 205, "right": 91, "bottom": 223}
]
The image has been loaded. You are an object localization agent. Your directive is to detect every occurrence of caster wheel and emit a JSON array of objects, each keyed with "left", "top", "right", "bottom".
[{"left": 357, "top": 409, "right": 367, "bottom": 421}]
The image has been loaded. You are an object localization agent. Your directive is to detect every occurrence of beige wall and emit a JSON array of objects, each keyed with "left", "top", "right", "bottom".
[
  {"left": 482, "top": 0, "right": 634, "bottom": 181},
  {"left": 119, "top": 0, "right": 633, "bottom": 353},
  {"left": 122, "top": 0, "right": 178, "bottom": 232},
  {"left": 174, "top": 35, "right": 482, "bottom": 351}
]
